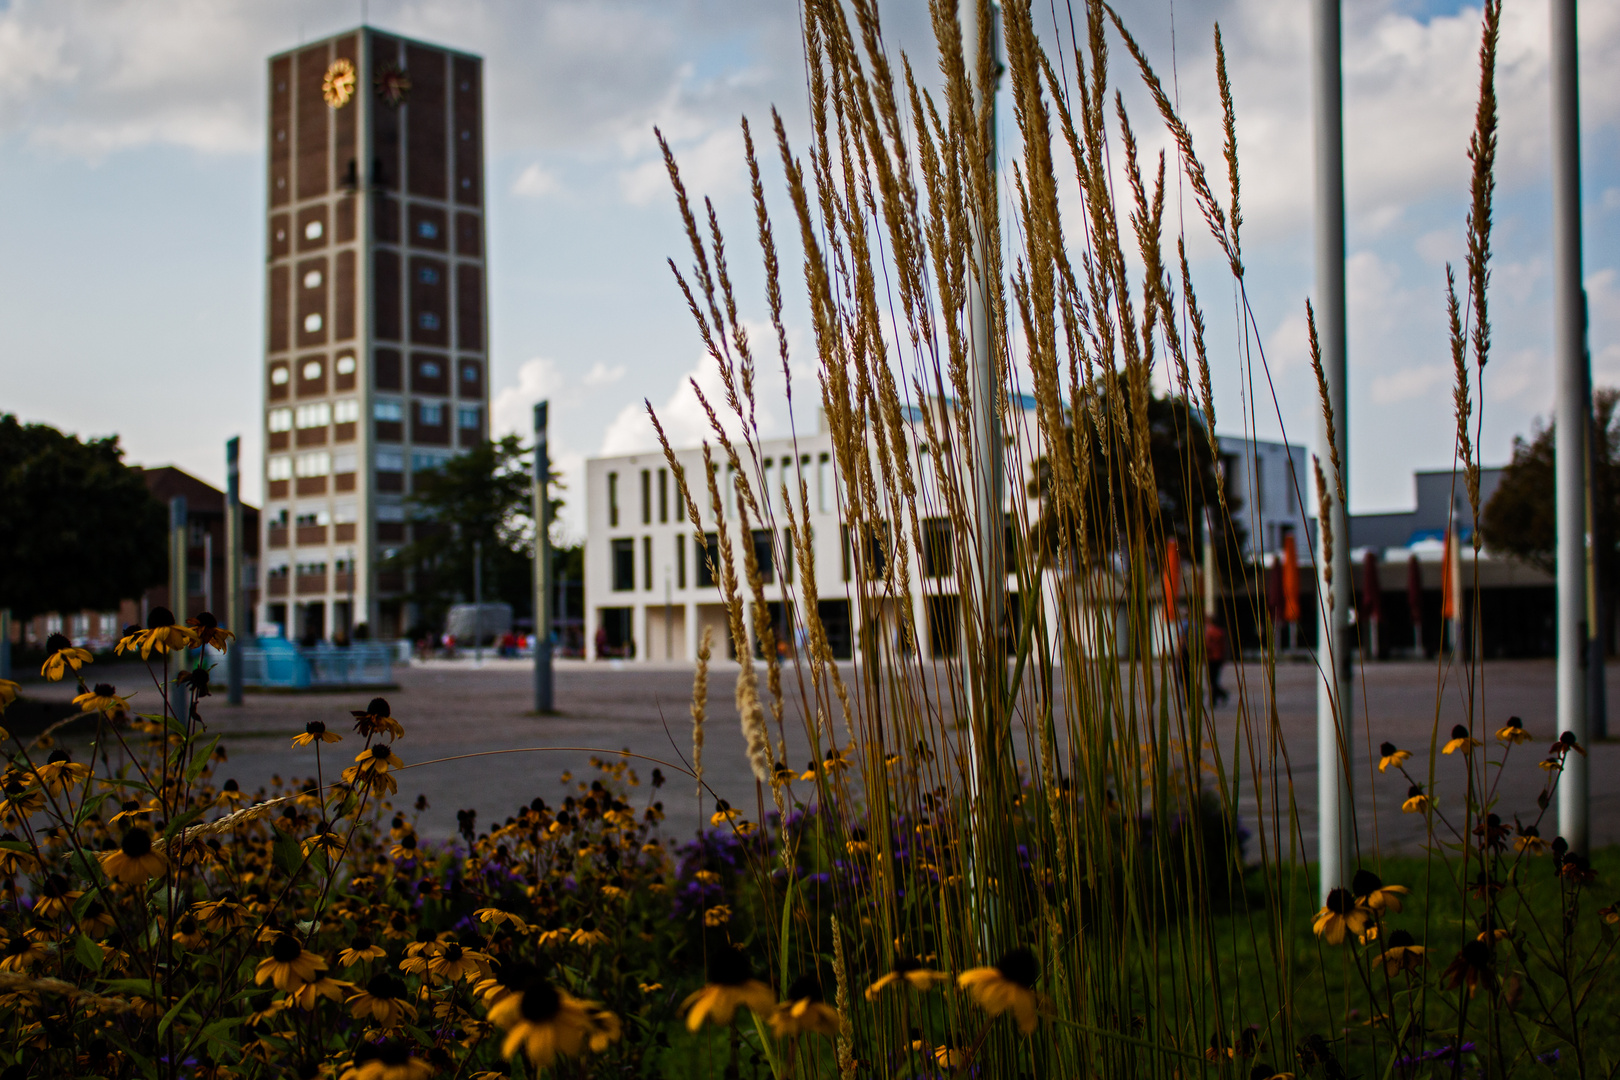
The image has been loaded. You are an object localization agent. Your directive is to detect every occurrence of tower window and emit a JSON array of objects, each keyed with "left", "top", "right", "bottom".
[
  {"left": 461, "top": 363, "right": 478, "bottom": 382},
  {"left": 373, "top": 401, "right": 403, "bottom": 422},
  {"left": 303, "top": 270, "right": 323, "bottom": 289},
  {"left": 270, "top": 367, "right": 290, "bottom": 385},
  {"left": 303, "top": 313, "right": 323, "bottom": 333},
  {"left": 417, "top": 266, "right": 440, "bottom": 284},
  {"left": 457, "top": 407, "right": 480, "bottom": 430},
  {"left": 335, "top": 355, "right": 357, "bottom": 375},
  {"left": 416, "top": 220, "right": 439, "bottom": 239},
  {"left": 302, "top": 360, "right": 323, "bottom": 380},
  {"left": 304, "top": 220, "right": 323, "bottom": 241},
  {"left": 268, "top": 408, "right": 293, "bottom": 432},
  {"left": 333, "top": 399, "right": 361, "bottom": 424},
  {"left": 419, "top": 361, "right": 442, "bottom": 378},
  {"left": 419, "top": 403, "right": 444, "bottom": 426},
  {"left": 418, "top": 312, "right": 440, "bottom": 331}
]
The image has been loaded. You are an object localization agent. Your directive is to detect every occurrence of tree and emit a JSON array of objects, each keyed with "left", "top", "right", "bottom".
[
  {"left": 0, "top": 414, "right": 168, "bottom": 621},
  {"left": 1027, "top": 391, "right": 1244, "bottom": 571},
  {"left": 1481, "top": 388, "right": 1619, "bottom": 642},
  {"left": 389, "top": 436, "right": 560, "bottom": 633}
]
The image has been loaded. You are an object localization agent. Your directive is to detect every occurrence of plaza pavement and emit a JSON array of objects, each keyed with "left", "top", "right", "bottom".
[{"left": 19, "top": 655, "right": 1620, "bottom": 857}]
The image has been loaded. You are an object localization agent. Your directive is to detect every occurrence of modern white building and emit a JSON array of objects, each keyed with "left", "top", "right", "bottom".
[{"left": 582, "top": 400, "right": 1309, "bottom": 663}]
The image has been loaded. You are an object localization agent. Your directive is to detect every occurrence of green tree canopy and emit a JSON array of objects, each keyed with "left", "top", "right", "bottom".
[
  {"left": 0, "top": 414, "right": 168, "bottom": 621},
  {"left": 390, "top": 435, "right": 558, "bottom": 632}
]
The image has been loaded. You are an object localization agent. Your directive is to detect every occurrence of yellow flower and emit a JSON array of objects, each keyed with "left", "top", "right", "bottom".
[
  {"left": 0, "top": 678, "right": 19, "bottom": 712},
  {"left": 193, "top": 891, "right": 250, "bottom": 930},
  {"left": 171, "top": 915, "right": 205, "bottom": 949},
  {"left": 569, "top": 918, "right": 610, "bottom": 947},
  {"left": 0, "top": 783, "right": 45, "bottom": 825},
  {"left": 303, "top": 823, "right": 347, "bottom": 859},
  {"left": 0, "top": 832, "right": 38, "bottom": 875},
  {"left": 347, "top": 974, "right": 418, "bottom": 1027},
  {"left": 638, "top": 982, "right": 664, "bottom": 994},
  {"left": 1376, "top": 742, "right": 1410, "bottom": 773},
  {"left": 427, "top": 940, "right": 490, "bottom": 983},
  {"left": 255, "top": 933, "right": 328, "bottom": 992},
  {"left": 351, "top": 697, "right": 405, "bottom": 739},
  {"left": 703, "top": 906, "right": 732, "bottom": 927},
  {"left": 33, "top": 749, "right": 91, "bottom": 794},
  {"left": 1442, "top": 724, "right": 1481, "bottom": 754},
  {"left": 1496, "top": 716, "right": 1531, "bottom": 745},
  {"left": 0, "top": 930, "right": 49, "bottom": 971},
  {"left": 1515, "top": 826, "right": 1548, "bottom": 855},
  {"left": 710, "top": 800, "right": 740, "bottom": 826},
  {"left": 681, "top": 946, "right": 776, "bottom": 1030},
  {"left": 1351, "top": 870, "right": 1409, "bottom": 913},
  {"left": 489, "top": 976, "right": 612, "bottom": 1068},
  {"left": 109, "top": 798, "right": 154, "bottom": 825},
  {"left": 768, "top": 977, "right": 842, "bottom": 1039},
  {"left": 1312, "top": 888, "right": 1372, "bottom": 945},
  {"left": 292, "top": 721, "right": 342, "bottom": 748},
  {"left": 958, "top": 948, "right": 1042, "bottom": 1035},
  {"left": 71, "top": 683, "right": 129, "bottom": 719},
  {"left": 100, "top": 828, "right": 168, "bottom": 885},
  {"left": 1401, "top": 785, "right": 1430, "bottom": 814},
  {"left": 865, "top": 956, "right": 951, "bottom": 1001},
  {"left": 116, "top": 609, "right": 197, "bottom": 660},
  {"left": 339, "top": 935, "right": 388, "bottom": 968},
  {"left": 291, "top": 974, "right": 355, "bottom": 1011},
  {"left": 338, "top": 1040, "right": 433, "bottom": 1080},
  {"left": 40, "top": 633, "right": 93, "bottom": 681},
  {"left": 187, "top": 611, "right": 236, "bottom": 652}
]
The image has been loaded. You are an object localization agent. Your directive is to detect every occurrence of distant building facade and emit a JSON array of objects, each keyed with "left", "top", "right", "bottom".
[{"left": 260, "top": 28, "right": 488, "bottom": 642}]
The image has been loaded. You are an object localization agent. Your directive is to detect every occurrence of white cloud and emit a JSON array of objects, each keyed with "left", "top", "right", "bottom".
[
  {"left": 583, "top": 361, "right": 625, "bottom": 386},
  {"left": 1604, "top": 187, "right": 1620, "bottom": 212},
  {"left": 511, "top": 162, "right": 562, "bottom": 198},
  {"left": 1372, "top": 364, "right": 1450, "bottom": 405},
  {"left": 491, "top": 356, "right": 562, "bottom": 438}
]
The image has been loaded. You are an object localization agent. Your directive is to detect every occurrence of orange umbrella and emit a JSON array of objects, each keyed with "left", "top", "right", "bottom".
[
  {"left": 1441, "top": 529, "right": 1457, "bottom": 621},
  {"left": 1282, "top": 531, "right": 1301, "bottom": 624},
  {"left": 1162, "top": 538, "right": 1181, "bottom": 625}
]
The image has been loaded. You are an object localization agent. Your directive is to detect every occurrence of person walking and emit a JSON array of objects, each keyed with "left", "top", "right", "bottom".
[{"left": 1204, "top": 617, "right": 1229, "bottom": 707}]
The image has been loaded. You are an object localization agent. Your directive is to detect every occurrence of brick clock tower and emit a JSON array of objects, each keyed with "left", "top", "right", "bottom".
[{"left": 261, "top": 29, "right": 487, "bottom": 642}]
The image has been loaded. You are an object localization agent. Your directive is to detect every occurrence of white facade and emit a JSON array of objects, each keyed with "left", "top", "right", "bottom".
[{"left": 1219, "top": 435, "right": 1312, "bottom": 559}]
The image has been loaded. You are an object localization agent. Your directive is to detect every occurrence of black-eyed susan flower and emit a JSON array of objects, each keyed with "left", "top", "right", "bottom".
[
  {"left": 846, "top": 828, "right": 871, "bottom": 855},
  {"left": 1311, "top": 888, "right": 1371, "bottom": 946},
  {"left": 1401, "top": 784, "right": 1429, "bottom": 814},
  {"left": 489, "top": 974, "right": 603, "bottom": 1068},
  {"left": 933, "top": 1043, "right": 969, "bottom": 1069},
  {"left": 216, "top": 778, "right": 246, "bottom": 805},
  {"left": 303, "top": 821, "right": 346, "bottom": 859},
  {"left": 0, "top": 833, "right": 39, "bottom": 875},
  {"left": 768, "top": 976, "right": 841, "bottom": 1039},
  {"left": 1442, "top": 724, "right": 1481, "bottom": 754},
  {"left": 388, "top": 831, "right": 419, "bottom": 862},
  {"left": 1377, "top": 742, "right": 1410, "bottom": 773},
  {"left": 1551, "top": 730, "right": 1586, "bottom": 758},
  {"left": 428, "top": 939, "right": 490, "bottom": 983},
  {"left": 958, "top": 948, "right": 1042, "bottom": 1034},
  {"left": 681, "top": 946, "right": 776, "bottom": 1030},
  {"left": 108, "top": 799, "right": 153, "bottom": 826},
  {"left": 0, "top": 782, "right": 43, "bottom": 824},
  {"left": 40, "top": 633, "right": 93, "bottom": 681},
  {"left": 1515, "top": 824, "right": 1548, "bottom": 854},
  {"left": 351, "top": 697, "right": 405, "bottom": 739},
  {"left": 1600, "top": 902, "right": 1620, "bottom": 925},
  {"left": 710, "top": 800, "right": 740, "bottom": 826},
  {"left": 703, "top": 905, "right": 732, "bottom": 928},
  {"left": 569, "top": 917, "right": 610, "bottom": 948},
  {"left": 291, "top": 973, "right": 354, "bottom": 1011},
  {"left": 338, "top": 1040, "right": 433, "bottom": 1080},
  {"left": 1496, "top": 716, "right": 1532, "bottom": 745},
  {"left": 72, "top": 683, "right": 129, "bottom": 719},
  {"left": 536, "top": 918, "right": 569, "bottom": 948},
  {"left": 1379, "top": 929, "right": 1426, "bottom": 975},
  {"left": 255, "top": 932, "right": 328, "bottom": 991},
  {"left": 865, "top": 956, "right": 951, "bottom": 1001},
  {"left": 639, "top": 981, "right": 664, "bottom": 994},
  {"left": 116, "top": 608, "right": 197, "bottom": 660},
  {"left": 1352, "top": 869, "right": 1410, "bottom": 913},
  {"left": 771, "top": 761, "right": 796, "bottom": 784},
  {"left": 292, "top": 721, "right": 342, "bottom": 748},
  {"left": 340, "top": 935, "right": 388, "bottom": 967},
  {"left": 34, "top": 749, "right": 90, "bottom": 794},
  {"left": 0, "top": 678, "right": 18, "bottom": 712},
  {"left": 193, "top": 891, "right": 249, "bottom": 930},
  {"left": 170, "top": 914, "right": 205, "bottom": 949},
  {"left": 348, "top": 973, "right": 418, "bottom": 1027},
  {"left": 0, "top": 930, "right": 49, "bottom": 971},
  {"left": 187, "top": 611, "right": 235, "bottom": 652},
  {"left": 33, "top": 872, "right": 83, "bottom": 918},
  {"left": 1441, "top": 939, "right": 1493, "bottom": 997}
]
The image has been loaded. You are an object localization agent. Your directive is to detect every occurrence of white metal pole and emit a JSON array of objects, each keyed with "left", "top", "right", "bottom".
[
  {"left": 1551, "top": 0, "right": 1589, "bottom": 853},
  {"left": 226, "top": 436, "right": 244, "bottom": 704},
  {"left": 533, "top": 402, "right": 554, "bottom": 711},
  {"left": 1313, "top": 0, "right": 1354, "bottom": 901}
]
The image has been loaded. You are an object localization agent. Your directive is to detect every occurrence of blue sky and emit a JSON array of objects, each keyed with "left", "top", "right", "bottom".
[{"left": 0, "top": 0, "right": 1615, "bottom": 539}]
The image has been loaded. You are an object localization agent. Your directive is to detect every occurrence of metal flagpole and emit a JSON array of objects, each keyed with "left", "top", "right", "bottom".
[
  {"left": 533, "top": 402, "right": 554, "bottom": 712},
  {"left": 226, "top": 437, "right": 244, "bottom": 704},
  {"left": 1551, "top": 0, "right": 1589, "bottom": 852},
  {"left": 1313, "top": 0, "right": 1354, "bottom": 901}
]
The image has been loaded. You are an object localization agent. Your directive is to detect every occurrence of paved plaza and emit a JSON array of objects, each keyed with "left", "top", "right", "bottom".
[{"left": 19, "top": 656, "right": 1620, "bottom": 856}]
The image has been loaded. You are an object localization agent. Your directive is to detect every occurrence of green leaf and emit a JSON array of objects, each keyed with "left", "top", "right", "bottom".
[
  {"left": 74, "top": 932, "right": 104, "bottom": 971},
  {"left": 272, "top": 829, "right": 305, "bottom": 877},
  {"left": 186, "top": 735, "right": 222, "bottom": 781},
  {"left": 74, "top": 791, "right": 114, "bottom": 827},
  {"left": 163, "top": 805, "right": 205, "bottom": 842},
  {"left": 158, "top": 984, "right": 198, "bottom": 1039},
  {"left": 100, "top": 977, "right": 160, "bottom": 997},
  {"left": 0, "top": 839, "right": 32, "bottom": 853},
  {"left": 200, "top": 1017, "right": 241, "bottom": 1053}
]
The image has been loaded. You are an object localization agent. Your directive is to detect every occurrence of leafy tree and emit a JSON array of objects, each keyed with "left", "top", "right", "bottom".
[
  {"left": 0, "top": 414, "right": 168, "bottom": 621},
  {"left": 1482, "top": 388, "right": 1618, "bottom": 642},
  {"left": 1027, "top": 391, "right": 1244, "bottom": 571},
  {"left": 390, "top": 435, "right": 563, "bottom": 633}
]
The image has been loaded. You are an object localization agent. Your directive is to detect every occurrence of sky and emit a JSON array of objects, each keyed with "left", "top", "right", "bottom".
[{"left": 0, "top": 0, "right": 1615, "bottom": 541}]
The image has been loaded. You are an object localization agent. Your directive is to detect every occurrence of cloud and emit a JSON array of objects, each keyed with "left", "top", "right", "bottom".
[
  {"left": 1372, "top": 364, "right": 1450, "bottom": 405},
  {"left": 583, "top": 361, "right": 625, "bottom": 386},
  {"left": 491, "top": 356, "right": 562, "bottom": 438},
  {"left": 511, "top": 162, "right": 562, "bottom": 198}
]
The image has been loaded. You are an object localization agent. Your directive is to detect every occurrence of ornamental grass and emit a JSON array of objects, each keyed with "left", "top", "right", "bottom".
[{"left": 0, "top": 1, "right": 1614, "bottom": 1077}]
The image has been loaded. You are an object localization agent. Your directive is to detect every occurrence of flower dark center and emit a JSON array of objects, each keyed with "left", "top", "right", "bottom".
[
  {"left": 352, "top": 935, "right": 373, "bottom": 950},
  {"left": 272, "top": 934, "right": 303, "bottom": 963},
  {"left": 46, "top": 633, "right": 70, "bottom": 653},
  {"left": 1406, "top": 785, "right": 1424, "bottom": 799},
  {"left": 366, "top": 974, "right": 404, "bottom": 999},
  {"left": 1387, "top": 929, "right": 1416, "bottom": 948},
  {"left": 994, "top": 947, "right": 1039, "bottom": 988},
  {"left": 442, "top": 944, "right": 463, "bottom": 961},
  {"left": 579, "top": 917, "right": 596, "bottom": 932},
  {"left": 120, "top": 829, "right": 152, "bottom": 858},
  {"left": 367, "top": 697, "right": 391, "bottom": 716},
  {"left": 306, "top": 722, "right": 326, "bottom": 735},
  {"left": 1379, "top": 742, "right": 1396, "bottom": 757},
  {"left": 179, "top": 916, "right": 197, "bottom": 934},
  {"left": 371, "top": 746, "right": 391, "bottom": 760},
  {"left": 93, "top": 684, "right": 116, "bottom": 697},
  {"left": 519, "top": 979, "right": 562, "bottom": 1022},
  {"left": 401, "top": 835, "right": 416, "bottom": 850},
  {"left": 786, "top": 975, "right": 823, "bottom": 1003},
  {"left": 42, "top": 874, "right": 68, "bottom": 898},
  {"left": 1451, "top": 724, "right": 1469, "bottom": 740},
  {"left": 1351, "top": 869, "right": 1382, "bottom": 895},
  {"left": 708, "top": 946, "right": 754, "bottom": 987},
  {"left": 48, "top": 750, "right": 70, "bottom": 765},
  {"left": 4, "top": 938, "right": 27, "bottom": 957},
  {"left": 147, "top": 608, "right": 175, "bottom": 629},
  {"left": 194, "top": 612, "right": 218, "bottom": 631},
  {"left": 894, "top": 956, "right": 923, "bottom": 974},
  {"left": 1325, "top": 888, "right": 1356, "bottom": 915},
  {"left": 223, "top": 779, "right": 239, "bottom": 792}
]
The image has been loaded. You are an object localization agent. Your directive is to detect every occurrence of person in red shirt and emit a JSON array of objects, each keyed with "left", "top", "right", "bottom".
[{"left": 1204, "top": 617, "right": 1230, "bottom": 707}]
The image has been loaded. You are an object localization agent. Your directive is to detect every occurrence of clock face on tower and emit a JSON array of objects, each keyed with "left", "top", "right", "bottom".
[{"left": 322, "top": 58, "right": 356, "bottom": 108}]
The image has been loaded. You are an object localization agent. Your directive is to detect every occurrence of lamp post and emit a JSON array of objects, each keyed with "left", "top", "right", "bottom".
[
  {"left": 533, "top": 402, "right": 554, "bottom": 712},
  {"left": 226, "top": 437, "right": 244, "bottom": 704}
]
